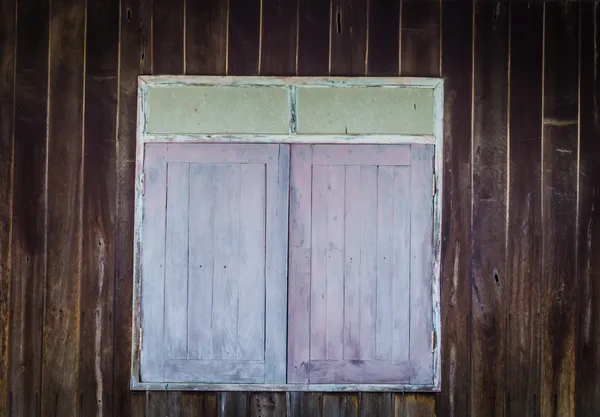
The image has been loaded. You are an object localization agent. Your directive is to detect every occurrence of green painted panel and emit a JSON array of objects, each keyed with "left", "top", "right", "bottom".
[
  {"left": 146, "top": 86, "right": 289, "bottom": 134},
  {"left": 296, "top": 87, "right": 434, "bottom": 135}
]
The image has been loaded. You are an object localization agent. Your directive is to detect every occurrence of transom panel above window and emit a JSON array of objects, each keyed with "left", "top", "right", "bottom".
[{"left": 132, "top": 76, "right": 443, "bottom": 392}]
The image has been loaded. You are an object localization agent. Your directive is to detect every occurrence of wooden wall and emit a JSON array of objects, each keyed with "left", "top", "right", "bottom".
[{"left": 0, "top": 0, "right": 599, "bottom": 416}]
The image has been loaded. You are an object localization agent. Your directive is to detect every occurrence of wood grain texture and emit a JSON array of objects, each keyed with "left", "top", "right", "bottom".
[
  {"left": 185, "top": 0, "right": 227, "bottom": 75},
  {"left": 78, "top": 0, "right": 119, "bottom": 415},
  {"left": 182, "top": 393, "right": 218, "bottom": 417},
  {"left": 250, "top": 392, "right": 287, "bottom": 417},
  {"left": 322, "top": 394, "right": 358, "bottom": 417},
  {"left": 218, "top": 392, "right": 249, "bottom": 417},
  {"left": 227, "top": 0, "right": 260, "bottom": 75},
  {"left": 471, "top": 1, "right": 508, "bottom": 415},
  {"left": 297, "top": 0, "right": 329, "bottom": 75},
  {"left": 152, "top": 0, "right": 184, "bottom": 74},
  {"left": 506, "top": 2, "right": 543, "bottom": 416},
  {"left": 260, "top": 0, "right": 297, "bottom": 75},
  {"left": 541, "top": 3, "right": 578, "bottom": 417},
  {"left": 8, "top": 0, "right": 47, "bottom": 415},
  {"left": 114, "top": 0, "right": 151, "bottom": 415},
  {"left": 287, "top": 392, "right": 323, "bottom": 417},
  {"left": 437, "top": 1, "right": 472, "bottom": 415},
  {"left": 400, "top": 0, "right": 440, "bottom": 77},
  {"left": 367, "top": 0, "right": 399, "bottom": 76},
  {"left": 358, "top": 392, "right": 392, "bottom": 417},
  {"left": 330, "top": 0, "right": 367, "bottom": 75},
  {"left": 42, "top": 0, "right": 86, "bottom": 415},
  {"left": 577, "top": 4, "right": 600, "bottom": 416},
  {"left": 403, "top": 394, "right": 435, "bottom": 417}
]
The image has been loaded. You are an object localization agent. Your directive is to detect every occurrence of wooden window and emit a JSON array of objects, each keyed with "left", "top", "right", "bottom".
[
  {"left": 140, "top": 142, "right": 289, "bottom": 384},
  {"left": 287, "top": 144, "right": 435, "bottom": 385}
]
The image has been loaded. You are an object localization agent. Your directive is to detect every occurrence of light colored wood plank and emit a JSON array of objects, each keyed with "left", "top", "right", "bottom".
[
  {"left": 141, "top": 150, "right": 167, "bottom": 381},
  {"left": 164, "top": 162, "right": 190, "bottom": 359},
  {"left": 310, "top": 165, "right": 329, "bottom": 361},
  {"left": 359, "top": 166, "right": 378, "bottom": 360},
  {"left": 287, "top": 144, "right": 313, "bottom": 383},
  {"left": 188, "top": 164, "right": 216, "bottom": 360},
  {"left": 264, "top": 144, "right": 290, "bottom": 383},
  {"left": 375, "top": 166, "right": 394, "bottom": 360},
  {"left": 164, "top": 360, "right": 265, "bottom": 384},
  {"left": 326, "top": 166, "right": 345, "bottom": 360},
  {"left": 211, "top": 164, "right": 241, "bottom": 360},
  {"left": 237, "top": 164, "right": 266, "bottom": 361},
  {"left": 308, "top": 360, "right": 411, "bottom": 384},
  {"left": 410, "top": 145, "right": 434, "bottom": 384},
  {"left": 164, "top": 142, "right": 277, "bottom": 164},
  {"left": 392, "top": 167, "right": 411, "bottom": 364},
  {"left": 343, "top": 166, "right": 362, "bottom": 360},
  {"left": 312, "top": 144, "right": 411, "bottom": 166}
]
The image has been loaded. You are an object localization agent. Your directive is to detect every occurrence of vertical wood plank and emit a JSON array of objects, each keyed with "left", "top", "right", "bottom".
[
  {"left": 437, "top": 1, "right": 472, "bottom": 416},
  {"left": 330, "top": 0, "right": 367, "bottom": 75},
  {"left": 167, "top": 392, "right": 183, "bottom": 417},
  {"left": 218, "top": 392, "right": 249, "bottom": 417},
  {"left": 211, "top": 164, "right": 241, "bottom": 360},
  {"left": 260, "top": 0, "right": 297, "bottom": 75},
  {"left": 152, "top": 0, "right": 184, "bottom": 74},
  {"left": 287, "top": 392, "right": 323, "bottom": 417},
  {"left": 250, "top": 392, "right": 287, "bottom": 417},
  {"left": 185, "top": 0, "right": 227, "bottom": 75},
  {"left": 471, "top": 1, "right": 508, "bottom": 415},
  {"left": 400, "top": 0, "right": 441, "bottom": 77},
  {"left": 181, "top": 393, "right": 218, "bottom": 417},
  {"left": 323, "top": 394, "right": 358, "bottom": 417},
  {"left": 577, "top": 3, "right": 600, "bottom": 416},
  {"left": 359, "top": 392, "right": 393, "bottom": 417},
  {"left": 164, "top": 163, "right": 190, "bottom": 359},
  {"left": 297, "top": 0, "right": 329, "bottom": 75},
  {"left": 114, "top": 0, "right": 151, "bottom": 414},
  {"left": 288, "top": 144, "right": 312, "bottom": 383},
  {"left": 237, "top": 164, "right": 266, "bottom": 361},
  {"left": 541, "top": 3, "right": 579, "bottom": 417},
  {"left": 506, "top": 2, "right": 543, "bottom": 417},
  {"left": 367, "top": 0, "right": 400, "bottom": 76},
  {"left": 78, "top": 0, "right": 119, "bottom": 415},
  {"left": 404, "top": 394, "right": 435, "bottom": 417},
  {"left": 146, "top": 391, "right": 168, "bottom": 417},
  {"left": 8, "top": 0, "right": 47, "bottom": 414},
  {"left": 43, "top": 0, "right": 86, "bottom": 415},
  {"left": 227, "top": 0, "right": 260, "bottom": 75},
  {"left": 188, "top": 165, "right": 216, "bottom": 360},
  {"left": 326, "top": 166, "right": 345, "bottom": 360},
  {"left": 410, "top": 145, "right": 434, "bottom": 384}
]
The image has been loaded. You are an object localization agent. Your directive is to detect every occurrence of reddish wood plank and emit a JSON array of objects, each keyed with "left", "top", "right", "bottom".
[
  {"left": 506, "top": 2, "right": 543, "bottom": 416},
  {"left": 152, "top": 0, "right": 184, "bottom": 74},
  {"left": 297, "top": 0, "right": 329, "bottom": 75},
  {"left": 471, "top": 1, "right": 508, "bottom": 415},
  {"left": 436, "top": 1, "right": 472, "bottom": 416},
  {"left": 577, "top": 3, "right": 600, "bottom": 416},
  {"left": 42, "top": 0, "right": 86, "bottom": 415},
  {"left": 185, "top": 0, "right": 227, "bottom": 75},
  {"left": 260, "top": 0, "right": 297, "bottom": 75},
  {"left": 114, "top": 0, "right": 151, "bottom": 415},
  {"left": 540, "top": 3, "right": 579, "bottom": 417},
  {"left": 8, "top": 0, "right": 47, "bottom": 415},
  {"left": 367, "top": 0, "right": 399, "bottom": 76},
  {"left": 227, "top": 0, "right": 260, "bottom": 75},
  {"left": 330, "top": 0, "right": 367, "bottom": 75},
  {"left": 0, "top": 0, "right": 15, "bottom": 412},
  {"left": 404, "top": 394, "right": 435, "bottom": 417},
  {"left": 400, "top": 0, "right": 440, "bottom": 77}
]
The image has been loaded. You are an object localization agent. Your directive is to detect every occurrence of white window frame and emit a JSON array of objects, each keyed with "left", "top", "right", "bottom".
[{"left": 131, "top": 76, "right": 444, "bottom": 392}]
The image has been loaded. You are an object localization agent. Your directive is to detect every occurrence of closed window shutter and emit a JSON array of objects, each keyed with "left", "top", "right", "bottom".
[
  {"left": 140, "top": 142, "right": 289, "bottom": 384},
  {"left": 287, "top": 144, "right": 435, "bottom": 385}
]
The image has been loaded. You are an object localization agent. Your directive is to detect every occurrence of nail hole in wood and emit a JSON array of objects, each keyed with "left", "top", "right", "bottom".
[
  {"left": 337, "top": 10, "right": 342, "bottom": 34},
  {"left": 127, "top": 8, "right": 132, "bottom": 21},
  {"left": 493, "top": 269, "right": 500, "bottom": 286}
]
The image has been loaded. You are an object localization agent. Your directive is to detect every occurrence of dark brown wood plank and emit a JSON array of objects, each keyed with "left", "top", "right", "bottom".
[
  {"left": 540, "top": 3, "right": 578, "bottom": 417},
  {"left": 287, "top": 392, "right": 323, "bottom": 417},
  {"left": 358, "top": 393, "right": 392, "bottom": 417},
  {"left": 296, "top": 0, "right": 329, "bottom": 75},
  {"left": 8, "top": 0, "right": 48, "bottom": 415},
  {"left": 330, "top": 0, "right": 367, "bottom": 75},
  {"left": 259, "top": 0, "right": 297, "bottom": 75},
  {"left": 471, "top": 1, "right": 509, "bottom": 416},
  {"left": 152, "top": 0, "right": 184, "bottom": 74},
  {"left": 185, "top": 0, "right": 227, "bottom": 75},
  {"left": 506, "top": 2, "right": 543, "bottom": 417},
  {"left": 181, "top": 394, "right": 218, "bottom": 417},
  {"left": 77, "top": 0, "right": 119, "bottom": 415},
  {"left": 218, "top": 392, "right": 249, "bottom": 417},
  {"left": 322, "top": 394, "right": 358, "bottom": 417},
  {"left": 577, "top": 3, "right": 600, "bottom": 416},
  {"left": 227, "top": 0, "right": 260, "bottom": 75},
  {"left": 42, "top": 0, "right": 86, "bottom": 415},
  {"left": 404, "top": 394, "right": 435, "bottom": 417},
  {"left": 250, "top": 393, "right": 287, "bottom": 416},
  {"left": 146, "top": 391, "right": 168, "bottom": 417},
  {"left": 400, "top": 0, "right": 440, "bottom": 77},
  {"left": 0, "top": 0, "right": 15, "bottom": 412},
  {"left": 367, "top": 0, "right": 399, "bottom": 76},
  {"left": 436, "top": 1, "right": 472, "bottom": 416},
  {"left": 114, "top": 0, "right": 151, "bottom": 416}
]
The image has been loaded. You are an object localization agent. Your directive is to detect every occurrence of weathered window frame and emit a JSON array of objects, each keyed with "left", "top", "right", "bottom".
[{"left": 131, "top": 76, "right": 444, "bottom": 392}]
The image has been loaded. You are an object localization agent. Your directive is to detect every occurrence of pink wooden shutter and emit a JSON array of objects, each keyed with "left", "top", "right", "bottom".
[
  {"left": 140, "top": 142, "right": 289, "bottom": 384},
  {"left": 288, "top": 144, "right": 435, "bottom": 385}
]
